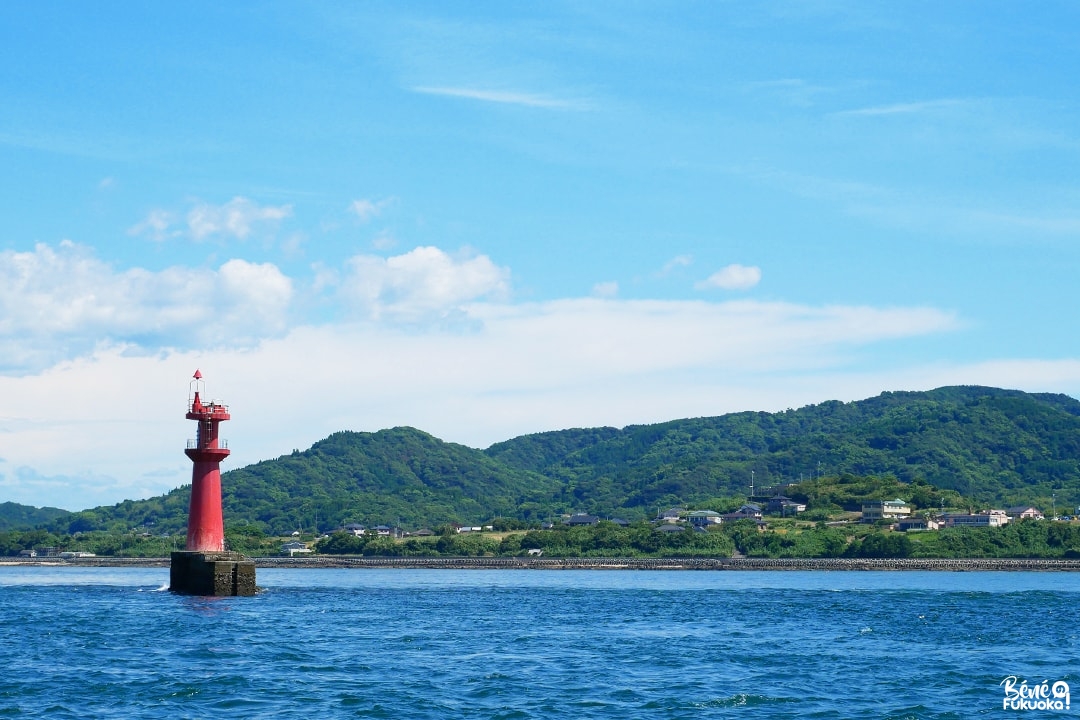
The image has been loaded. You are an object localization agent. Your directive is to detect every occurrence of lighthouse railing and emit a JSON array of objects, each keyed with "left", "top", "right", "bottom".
[
  {"left": 187, "top": 402, "right": 230, "bottom": 413},
  {"left": 186, "top": 439, "right": 229, "bottom": 449}
]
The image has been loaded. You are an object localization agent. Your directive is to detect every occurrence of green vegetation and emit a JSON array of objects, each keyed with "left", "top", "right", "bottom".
[
  {"left": 909, "top": 520, "right": 1080, "bottom": 558},
  {"left": 0, "top": 529, "right": 177, "bottom": 558},
  {"left": 0, "top": 502, "right": 70, "bottom": 531},
  {"left": 3, "top": 386, "right": 1080, "bottom": 561},
  {"left": 314, "top": 521, "right": 736, "bottom": 558},
  {"left": 773, "top": 472, "right": 965, "bottom": 520},
  {"left": 8, "top": 516, "right": 1080, "bottom": 560},
  {"left": 485, "top": 386, "right": 1080, "bottom": 519},
  {"left": 110, "top": 427, "right": 561, "bottom": 537},
  {"left": 307, "top": 518, "right": 1080, "bottom": 560}
]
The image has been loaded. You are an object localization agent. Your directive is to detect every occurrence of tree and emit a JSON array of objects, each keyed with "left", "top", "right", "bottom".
[{"left": 852, "top": 532, "right": 912, "bottom": 558}]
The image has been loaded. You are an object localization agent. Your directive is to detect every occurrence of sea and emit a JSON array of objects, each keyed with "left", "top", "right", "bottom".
[{"left": 1, "top": 567, "right": 1077, "bottom": 719}]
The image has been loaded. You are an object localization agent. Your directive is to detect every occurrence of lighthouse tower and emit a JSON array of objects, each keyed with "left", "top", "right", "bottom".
[
  {"left": 170, "top": 370, "right": 256, "bottom": 596},
  {"left": 184, "top": 369, "right": 230, "bottom": 552}
]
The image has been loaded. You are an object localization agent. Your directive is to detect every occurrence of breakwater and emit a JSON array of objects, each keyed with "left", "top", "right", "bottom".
[
  {"left": 14, "top": 556, "right": 1080, "bottom": 570},
  {"left": 255, "top": 556, "right": 1080, "bottom": 570}
]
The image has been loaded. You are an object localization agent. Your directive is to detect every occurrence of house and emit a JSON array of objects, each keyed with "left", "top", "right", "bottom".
[
  {"left": 656, "top": 523, "right": 685, "bottom": 533},
  {"left": 1006, "top": 506, "right": 1044, "bottom": 521},
  {"left": 343, "top": 523, "right": 366, "bottom": 537},
  {"left": 566, "top": 514, "right": 600, "bottom": 526},
  {"left": 17, "top": 549, "right": 36, "bottom": 558},
  {"left": 943, "top": 510, "right": 1010, "bottom": 528},
  {"left": 659, "top": 507, "right": 685, "bottom": 522},
  {"left": 766, "top": 495, "right": 807, "bottom": 516},
  {"left": 862, "top": 499, "right": 912, "bottom": 523},
  {"left": 375, "top": 525, "right": 403, "bottom": 538},
  {"left": 896, "top": 517, "right": 940, "bottom": 532},
  {"left": 781, "top": 501, "right": 807, "bottom": 517},
  {"left": 720, "top": 504, "right": 763, "bottom": 522},
  {"left": 280, "top": 541, "right": 312, "bottom": 557},
  {"left": 718, "top": 516, "right": 769, "bottom": 531},
  {"left": 686, "top": 510, "right": 722, "bottom": 528}
]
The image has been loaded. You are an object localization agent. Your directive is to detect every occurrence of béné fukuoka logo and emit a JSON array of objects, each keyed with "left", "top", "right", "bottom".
[{"left": 1001, "top": 676, "right": 1071, "bottom": 711}]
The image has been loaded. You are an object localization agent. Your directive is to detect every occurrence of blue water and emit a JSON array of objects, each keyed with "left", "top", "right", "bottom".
[{"left": 1, "top": 568, "right": 1078, "bottom": 718}]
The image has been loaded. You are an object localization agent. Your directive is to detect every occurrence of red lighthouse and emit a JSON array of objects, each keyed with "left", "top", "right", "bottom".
[
  {"left": 171, "top": 370, "right": 255, "bottom": 595},
  {"left": 184, "top": 370, "right": 230, "bottom": 552}
]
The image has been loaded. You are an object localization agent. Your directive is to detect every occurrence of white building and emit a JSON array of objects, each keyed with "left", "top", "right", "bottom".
[
  {"left": 686, "top": 510, "right": 723, "bottom": 527},
  {"left": 281, "top": 541, "right": 312, "bottom": 556},
  {"left": 862, "top": 499, "right": 912, "bottom": 522},
  {"left": 943, "top": 510, "right": 1010, "bottom": 528}
]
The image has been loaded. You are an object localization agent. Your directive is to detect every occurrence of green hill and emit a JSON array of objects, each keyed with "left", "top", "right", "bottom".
[
  {"left": 0, "top": 502, "right": 71, "bottom": 531},
  {"left": 486, "top": 386, "right": 1080, "bottom": 515},
  {"left": 43, "top": 386, "right": 1080, "bottom": 535},
  {"left": 62, "top": 427, "right": 560, "bottom": 536}
]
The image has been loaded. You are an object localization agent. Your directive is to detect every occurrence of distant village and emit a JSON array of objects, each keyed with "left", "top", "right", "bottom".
[
  {"left": 275, "top": 494, "right": 1061, "bottom": 557},
  {"left": 13, "top": 494, "right": 1063, "bottom": 560}
]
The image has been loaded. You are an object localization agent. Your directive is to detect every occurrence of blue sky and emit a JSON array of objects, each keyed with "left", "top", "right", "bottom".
[{"left": 3, "top": 2, "right": 1080, "bottom": 511}]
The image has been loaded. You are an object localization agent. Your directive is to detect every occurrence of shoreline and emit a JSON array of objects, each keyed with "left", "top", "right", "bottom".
[{"left": 5, "top": 556, "right": 1080, "bottom": 571}]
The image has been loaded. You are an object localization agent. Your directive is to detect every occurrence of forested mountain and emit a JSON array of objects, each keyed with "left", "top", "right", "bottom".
[
  {"left": 60, "top": 427, "right": 560, "bottom": 536},
  {"left": 0, "top": 502, "right": 70, "bottom": 531},
  {"left": 487, "top": 386, "right": 1080, "bottom": 515},
  {"left": 43, "top": 386, "right": 1080, "bottom": 535}
]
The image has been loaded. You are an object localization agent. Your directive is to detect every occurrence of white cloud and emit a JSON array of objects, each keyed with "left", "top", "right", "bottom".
[
  {"left": 412, "top": 86, "right": 579, "bottom": 109},
  {"left": 215, "top": 259, "right": 295, "bottom": 333},
  {"left": 128, "top": 209, "right": 176, "bottom": 242},
  {"left": 280, "top": 232, "right": 307, "bottom": 259},
  {"left": 696, "top": 264, "right": 762, "bottom": 290},
  {"left": 727, "top": 163, "right": 1080, "bottom": 243},
  {"left": 187, "top": 197, "right": 292, "bottom": 240},
  {"left": 592, "top": 281, "right": 619, "bottom": 298},
  {"left": 129, "top": 197, "right": 293, "bottom": 242},
  {"left": 338, "top": 246, "right": 511, "bottom": 321},
  {"left": 742, "top": 78, "right": 838, "bottom": 107},
  {"left": 372, "top": 230, "right": 397, "bottom": 251},
  {"left": 659, "top": 255, "right": 693, "bottom": 275},
  {"left": 0, "top": 294, "right": 967, "bottom": 510},
  {"left": 17, "top": 241, "right": 1080, "bottom": 515},
  {"left": 349, "top": 197, "right": 394, "bottom": 222},
  {"left": 0, "top": 242, "right": 293, "bottom": 371},
  {"left": 834, "top": 98, "right": 968, "bottom": 117},
  {"left": 960, "top": 210, "right": 1080, "bottom": 236}
]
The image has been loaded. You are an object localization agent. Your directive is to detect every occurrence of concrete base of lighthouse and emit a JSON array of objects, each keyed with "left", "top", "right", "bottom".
[{"left": 170, "top": 551, "right": 257, "bottom": 596}]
